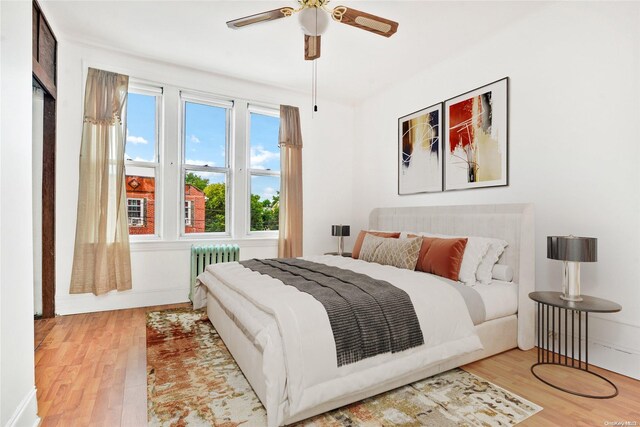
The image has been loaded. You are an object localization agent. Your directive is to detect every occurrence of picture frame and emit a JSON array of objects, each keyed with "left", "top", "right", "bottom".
[
  {"left": 398, "top": 103, "right": 443, "bottom": 195},
  {"left": 444, "top": 77, "right": 509, "bottom": 191}
]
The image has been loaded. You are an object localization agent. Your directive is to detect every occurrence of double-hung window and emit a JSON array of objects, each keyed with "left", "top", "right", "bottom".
[
  {"left": 181, "top": 92, "right": 232, "bottom": 235},
  {"left": 127, "top": 198, "right": 145, "bottom": 227},
  {"left": 248, "top": 105, "right": 281, "bottom": 233},
  {"left": 124, "top": 82, "right": 162, "bottom": 237}
]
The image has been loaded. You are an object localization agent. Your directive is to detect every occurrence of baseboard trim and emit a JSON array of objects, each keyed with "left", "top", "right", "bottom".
[
  {"left": 588, "top": 339, "right": 640, "bottom": 380},
  {"left": 5, "top": 387, "right": 40, "bottom": 427},
  {"left": 540, "top": 333, "right": 640, "bottom": 380},
  {"left": 55, "top": 287, "right": 189, "bottom": 315}
]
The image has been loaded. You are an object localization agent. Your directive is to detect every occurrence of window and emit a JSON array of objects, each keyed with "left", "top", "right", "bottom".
[
  {"left": 248, "top": 107, "right": 281, "bottom": 232},
  {"left": 125, "top": 83, "right": 162, "bottom": 237},
  {"left": 127, "top": 198, "right": 144, "bottom": 227},
  {"left": 181, "top": 93, "right": 231, "bottom": 235},
  {"left": 184, "top": 201, "right": 193, "bottom": 226}
]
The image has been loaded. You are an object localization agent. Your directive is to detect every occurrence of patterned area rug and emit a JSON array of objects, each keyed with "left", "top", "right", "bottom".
[{"left": 147, "top": 308, "right": 542, "bottom": 426}]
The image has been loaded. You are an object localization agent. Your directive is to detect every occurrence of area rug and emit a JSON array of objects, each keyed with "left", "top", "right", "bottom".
[{"left": 147, "top": 308, "right": 542, "bottom": 426}]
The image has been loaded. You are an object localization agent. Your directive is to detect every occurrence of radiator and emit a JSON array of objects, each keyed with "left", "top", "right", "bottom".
[{"left": 190, "top": 244, "right": 240, "bottom": 302}]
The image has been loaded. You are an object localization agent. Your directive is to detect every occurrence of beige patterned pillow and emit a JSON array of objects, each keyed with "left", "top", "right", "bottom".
[{"left": 359, "top": 234, "right": 422, "bottom": 270}]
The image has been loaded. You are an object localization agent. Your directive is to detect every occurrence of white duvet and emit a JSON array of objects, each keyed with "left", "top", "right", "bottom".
[{"left": 194, "top": 255, "right": 483, "bottom": 426}]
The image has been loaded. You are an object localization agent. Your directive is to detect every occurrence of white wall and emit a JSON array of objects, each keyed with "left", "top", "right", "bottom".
[
  {"left": 0, "top": 1, "right": 40, "bottom": 425},
  {"left": 55, "top": 40, "right": 355, "bottom": 315},
  {"left": 351, "top": 2, "right": 640, "bottom": 378}
]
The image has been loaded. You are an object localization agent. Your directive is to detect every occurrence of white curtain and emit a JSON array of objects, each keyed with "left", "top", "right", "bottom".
[
  {"left": 278, "top": 105, "right": 303, "bottom": 258},
  {"left": 70, "top": 68, "right": 132, "bottom": 295}
]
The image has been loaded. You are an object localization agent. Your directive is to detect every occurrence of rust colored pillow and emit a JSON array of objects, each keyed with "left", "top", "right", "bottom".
[
  {"left": 413, "top": 236, "right": 468, "bottom": 281},
  {"left": 352, "top": 230, "right": 401, "bottom": 259}
]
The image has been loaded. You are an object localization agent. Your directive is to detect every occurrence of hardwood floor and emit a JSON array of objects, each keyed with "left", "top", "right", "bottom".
[
  {"left": 35, "top": 304, "right": 188, "bottom": 426},
  {"left": 463, "top": 350, "right": 640, "bottom": 426},
  {"left": 35, "top": 305, "right": 640, "bottom": 426}
]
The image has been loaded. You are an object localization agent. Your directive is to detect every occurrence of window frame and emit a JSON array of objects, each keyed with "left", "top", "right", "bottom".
[
  {"left": 124, "top": 81, "right": 163, "bottom": 240},
  {"left": 179, "top": 91, "right": 233, "bottom": 238},
  {"left": 246, "top": 104, "right": 281, "bottom": 237}
]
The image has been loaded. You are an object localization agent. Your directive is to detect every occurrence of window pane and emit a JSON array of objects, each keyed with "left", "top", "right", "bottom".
[
  {"left": 125, "top": 93, "right": 156, "bottom": 162},
  {"left": 185, "top": 102, "right": 227, "bottom": 168},
  {"left": 125, "top": 166, "right": 156, "bottom": 235},
  {"left": 249, "top": 112, "right": 280, "bottom": 172},
  {"left": 250, "top": 175, "right": 280, "bottom": 231},
  {"left": 184, "top": 170, "right": 226, "bottom": 233}
]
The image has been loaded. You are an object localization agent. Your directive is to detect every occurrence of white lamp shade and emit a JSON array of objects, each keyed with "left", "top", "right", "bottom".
[{"left": 298, "top": 7, "right": 329, "bottom": 36}]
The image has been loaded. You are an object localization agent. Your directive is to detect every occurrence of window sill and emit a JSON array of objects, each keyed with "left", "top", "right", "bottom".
[{"left": 129, "top": 237, "right": 278, "bottom": 252}]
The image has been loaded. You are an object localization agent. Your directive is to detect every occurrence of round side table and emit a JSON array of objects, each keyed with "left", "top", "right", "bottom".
[{"left": 528, "top": 291, "right": 621, "bottom": 399}]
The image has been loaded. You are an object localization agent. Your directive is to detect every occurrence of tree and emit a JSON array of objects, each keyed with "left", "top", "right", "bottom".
[
  {"left": 250, "top": 191, "right": 279, "bottom": 231},
  {"left": 204, "top": 183, "right": 225, "bottom": 232},
  {"left": 185, "top": 172, "right": 209, "bottom": 191}
]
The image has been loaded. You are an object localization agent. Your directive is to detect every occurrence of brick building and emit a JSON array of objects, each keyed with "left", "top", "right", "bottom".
[
  {"left": 184, "top": 184, "right": 206, "bottom": 233},
  {"left": 125, "top": 176, "right": 205, "bottom": 234}
]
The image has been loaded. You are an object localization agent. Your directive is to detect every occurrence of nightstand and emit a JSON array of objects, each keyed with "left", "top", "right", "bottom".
[
  {"left": 529, "top": 291, "right": 621, "bottom": 398},
  {"left": 324, "top": 252, "right": 352, "bottom": 257}
]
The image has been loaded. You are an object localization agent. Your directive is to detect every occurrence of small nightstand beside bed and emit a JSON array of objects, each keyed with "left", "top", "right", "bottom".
[{"left": 194, "top": 204, "right": 535, "bottom": 427}]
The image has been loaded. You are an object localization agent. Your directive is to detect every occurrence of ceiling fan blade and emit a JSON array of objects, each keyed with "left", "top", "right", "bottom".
[
  {"left": 227, "top": 8, "right": 293, "bottom": 29},
  {"left": 304, "top": 35, "right": 321, "bottom": 60},
  {"left": 333, "top": 6, "right": 398, "bottom": 37}
]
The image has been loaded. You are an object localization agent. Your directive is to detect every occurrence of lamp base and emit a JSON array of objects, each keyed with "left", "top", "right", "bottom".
[
  {"left": 560, "top": 261, "right": 583, "bottom": 302},
  {"left": 560, "top": 293, "right": 584, "bottom": 302}
]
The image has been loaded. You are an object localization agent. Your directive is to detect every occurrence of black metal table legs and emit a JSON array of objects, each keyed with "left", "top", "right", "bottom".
[{"left": 531, "top": 302, "right": 618, "bottom": 399}]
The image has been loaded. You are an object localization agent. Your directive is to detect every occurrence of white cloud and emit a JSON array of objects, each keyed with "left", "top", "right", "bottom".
[
  {"left": 126, "top": 130, "right": 149, "bottom": 145},
  {"left": 250, "top": 146, "right": 279, "bottom": 169},
  {"left": 261, "top": 186, "right": 277, "bottom": 200},
  {"left": 190, "top": 135, "right": 201, "bottom": 144}
]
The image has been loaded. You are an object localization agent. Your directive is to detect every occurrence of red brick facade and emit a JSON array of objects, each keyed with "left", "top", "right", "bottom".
[
  {"left": 125, "top": 176, "right": 205, "bottom": 234},
  {"left": 125, "top": 176, "right": 155, "bottom": 235},
  {"left": 184, "top": 184, "right": 206, "bottom": 234}
]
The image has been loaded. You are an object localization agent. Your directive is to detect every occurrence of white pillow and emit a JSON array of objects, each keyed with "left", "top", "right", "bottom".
[
  {"left": 457, "top": 237, "right": 491, "bottom": 285},
  {"left": 410, "top": 231, "right": 490, "bottom": 285},
  {"left": 492, "top": 264, "right": 514, "bottom": 282},
  {"left": 476, "top": 239, "right": 509, "bottom": 284}
]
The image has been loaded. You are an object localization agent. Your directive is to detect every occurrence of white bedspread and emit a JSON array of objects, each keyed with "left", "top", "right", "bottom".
[{"left": 194, "top": 255, "right": 483, "bottom": 426}]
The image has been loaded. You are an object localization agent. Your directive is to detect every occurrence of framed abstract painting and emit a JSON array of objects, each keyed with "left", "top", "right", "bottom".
[
  {"left": 444, "top": 78, "right": 508, "bottom": 191},
  {"left": 398, "top": 103, "right": 443, "bottom": 194}
]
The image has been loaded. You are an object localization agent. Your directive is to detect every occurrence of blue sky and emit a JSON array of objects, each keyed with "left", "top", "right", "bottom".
[
  {"left": 125, "top": 93, "right": 280, "bottom": 200},
  {"left": 249, "top": 112, "right": 280, "bottom": 201},
  {"left": 125, "top": 93, "right": 156, "bottom": 162}
]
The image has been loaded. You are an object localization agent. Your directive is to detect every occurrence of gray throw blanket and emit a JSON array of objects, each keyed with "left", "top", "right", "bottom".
[{"left": 239, "top": 258, "right": 424, "bottom": 366}]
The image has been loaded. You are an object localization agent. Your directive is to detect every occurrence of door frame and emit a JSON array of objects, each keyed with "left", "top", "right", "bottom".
[{"left": 33, "top": 0, "right": 57, "bottom": 318}]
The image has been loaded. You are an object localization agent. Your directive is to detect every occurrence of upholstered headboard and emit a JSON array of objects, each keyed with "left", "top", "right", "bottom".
[{"left": 369, "top": 203, "right": 535, "bottom": 350}]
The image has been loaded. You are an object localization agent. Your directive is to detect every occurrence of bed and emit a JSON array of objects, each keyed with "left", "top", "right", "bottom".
[{"left": 194, "top": 203, "right": 535, "bottom": 426}]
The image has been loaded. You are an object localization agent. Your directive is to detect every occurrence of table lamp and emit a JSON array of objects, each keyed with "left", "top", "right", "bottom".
[
  {"left": 331, "top": 225, "right": 350, "bottom": 255},
  {"left": 547, "top": 235, "right": 597, "bottom": 302}
]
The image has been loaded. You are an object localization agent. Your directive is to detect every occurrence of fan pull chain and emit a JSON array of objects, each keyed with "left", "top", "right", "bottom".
[
  {"left": 312, "top": 59, "right": 318, "bottom": 113},
  {"left": 311, "top": 6, "right": 319, "bottom": 116}
]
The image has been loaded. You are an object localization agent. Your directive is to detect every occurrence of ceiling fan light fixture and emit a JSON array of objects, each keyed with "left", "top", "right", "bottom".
[{"left": 298, "top": 7, "right": 329, "bottom": 36}]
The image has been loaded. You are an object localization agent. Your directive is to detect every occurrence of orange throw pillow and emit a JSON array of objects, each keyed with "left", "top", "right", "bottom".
[
  {"left": 414, "top": 236, "right": 468, "bottom": 281},
  {"left": 352, "top": 230, "right": 401, "bottom": 259}
]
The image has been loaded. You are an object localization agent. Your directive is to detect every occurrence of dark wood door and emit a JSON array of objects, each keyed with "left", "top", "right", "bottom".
[{"left": 33, "top": 0, "right": 57, "bottom": 318}]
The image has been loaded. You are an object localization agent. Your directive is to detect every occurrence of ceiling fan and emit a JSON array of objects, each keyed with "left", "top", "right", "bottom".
[{"left": 226, "top": 0, "right": 399, "bottom": 61}]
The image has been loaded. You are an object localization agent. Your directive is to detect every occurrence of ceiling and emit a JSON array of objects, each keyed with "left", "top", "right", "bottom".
[{"left": 41, "top": 1, "right": 547, "bottom": 105}]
